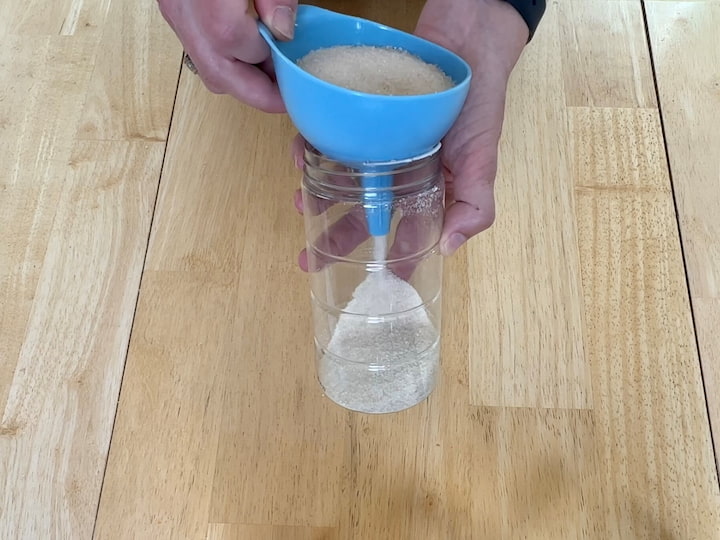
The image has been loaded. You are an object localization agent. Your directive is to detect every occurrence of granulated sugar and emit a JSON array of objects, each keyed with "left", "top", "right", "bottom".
[
  {"left": 319, "top": 269, "right": 440, "bottom": 413},
  {"left": 297, "top": 45, "right": 454, "bottom": 96},
  {"left": 372, "top": 234, "right": 387, "bottom": 261}
]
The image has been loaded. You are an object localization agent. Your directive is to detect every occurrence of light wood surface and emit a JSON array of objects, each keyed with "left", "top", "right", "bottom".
[
  {"left": 646, "top": 0, "right": 720, "bottom": 472},
  {"left": 206, "top": 523, "right": 336, "bottom": 540},
  {"left": 559, "top": 0, "right": 656, "bottom": 109},
  {"left": 1, "top": 0, "right": 719, "bottom": 538},
  {"left": 468, "top": 3, "right": 590, "bottom": 409},
  {"left": 0, "top": 0, "right": 181, "bottom": 538}
]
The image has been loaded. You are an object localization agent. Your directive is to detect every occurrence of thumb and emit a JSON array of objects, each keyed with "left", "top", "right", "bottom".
[
  {"left": 440, "top": 155, "right": 497, "bottom": 256},
  {"left": 255, "top": 0, "right": 298, "bottom": 41}
]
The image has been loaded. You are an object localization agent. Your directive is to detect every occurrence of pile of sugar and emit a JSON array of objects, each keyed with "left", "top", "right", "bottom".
[
  {"left": 319, "top": 267, "right": 439, "bottom": 414},
  {"left": 297, "top": 45, "right": 454, "bottom": 96}
]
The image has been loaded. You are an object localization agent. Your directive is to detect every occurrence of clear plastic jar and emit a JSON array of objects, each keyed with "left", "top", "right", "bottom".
[{"left": 302, "top": 143, "right": 444, "bottom": 414}]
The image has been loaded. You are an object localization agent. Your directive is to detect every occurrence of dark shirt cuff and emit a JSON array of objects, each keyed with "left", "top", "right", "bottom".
[{"left": 504, "top": 0, "right": 547, "bottom": 41}]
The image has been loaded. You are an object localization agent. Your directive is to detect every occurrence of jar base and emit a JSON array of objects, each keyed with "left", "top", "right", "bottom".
[{"left": 316, "top": 340, "right": 440, "bottom": 414}]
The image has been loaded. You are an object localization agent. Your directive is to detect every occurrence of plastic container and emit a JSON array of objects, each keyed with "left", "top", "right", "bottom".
[{"left": 302, "top": 143, "right": 444, "bottom": 414}]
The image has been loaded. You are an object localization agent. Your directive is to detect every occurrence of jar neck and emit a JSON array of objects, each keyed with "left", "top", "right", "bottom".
[{"left": 302, "top": 143, "right": 442, "bottom": 200}]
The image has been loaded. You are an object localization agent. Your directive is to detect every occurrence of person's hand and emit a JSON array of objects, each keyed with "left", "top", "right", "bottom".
[
  {"left": 157, "top": 0, "right": 298, "bottom": 112},
  {"left": 414, "top": 0, "right": 529, "bottom": 254},
  {"left": 293, "top": 0, "right": 529, "bottom": 269}
]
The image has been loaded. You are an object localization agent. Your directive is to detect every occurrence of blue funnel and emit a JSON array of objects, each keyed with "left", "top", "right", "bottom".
[
  {"left": 360, "top": 168, "right": 394, "bottom": 237},
  {"left": 259, "top": 5, "right": 470, "bottom": 236},
  {"left": 258, "top": 5, "right": 471, "bottom": 164}
]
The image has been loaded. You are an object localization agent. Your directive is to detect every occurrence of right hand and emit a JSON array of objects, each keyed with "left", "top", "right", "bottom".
[{"left": 157, "top": 0, "right": 298, "bottom": 113}]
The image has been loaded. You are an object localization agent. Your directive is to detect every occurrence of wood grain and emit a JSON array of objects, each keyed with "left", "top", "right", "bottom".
[
  {"left": 559, "top": 0, "right": 656, "bottom": 108},
  {"left": 343, "top": 406, "right": 598, "bottom": 538},
  {"left": 96, "top": 1, "right": 720, "bottom": 538},
  {"left": 646, "top": 1, "right": 720, "bottom": 469},
  {"left": 570, "top": 108, "right": 668, "bottom": 190},
  {"left": 695, "top": 298, "right": 720, "bottom": 469},
  {"left": 467, "top": 2, "right": 590, "bottom": 409},
  {"left": 306, "top": 0, "right": 422, "bottom": 33},
  {"left": 574, "top": 181, "right": 718, "bottom": 538},
  {"left": 75, "top": 0, "right": 181, "bottom": 140},
  {"left": 0, "top": 35, "right": 94, "bottom": 412},
  {"left": 143, "top": 73, "right": 294, "bottom": 273},
  {"left": 0, "top": 0, "right": 179, "bottom": 537},
  {"left": 1, "top": 141, "right": 163, "bottom": 539},
  {"left": 3, "top": 0, "right": 720, "bottom": 537},
  {"left": 0, "top": 0, "right": 111, "bottom": 36},
  {"left": 93, "top": 272, "right": 238, "bottom": 540},
  {"left": 94, "top": 65, "right": 319, "bottom": 538},
  {"left": 566, "top": 2, "right": 720, "bottom": 534},
  {"left": 206, "top": 523, "right": 336, "bottom": 540},
  {"left": 207, "top": 173, "right": 348, "bottom": 527}
]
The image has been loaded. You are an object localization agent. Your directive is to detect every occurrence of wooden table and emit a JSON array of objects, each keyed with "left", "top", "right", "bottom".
[{"left": 2, "top": 0, "right": 719, "bottom": 538}]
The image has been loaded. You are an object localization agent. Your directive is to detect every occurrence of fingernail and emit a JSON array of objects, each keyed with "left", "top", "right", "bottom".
[
  {"left": 271, "top": 6, "right": 295, "bottom": 40},
  {"left": 294, "top": 190, "right": 304, "bottom": 214},
  {"left": 294, "top": 153, "right": 303, "bottom": 170},
  {"left": 443, "top": 233, "right": 467, "bottom": 256}
]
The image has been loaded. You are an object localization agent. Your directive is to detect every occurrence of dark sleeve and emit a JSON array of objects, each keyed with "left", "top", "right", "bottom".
[{"left": 503, "top": 0, "right": 547, "bottom": 41}]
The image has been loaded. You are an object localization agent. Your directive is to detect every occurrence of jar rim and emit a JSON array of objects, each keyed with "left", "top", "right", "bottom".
[{"left": 303, "top": 142, "right": 442, "bottom": 177}]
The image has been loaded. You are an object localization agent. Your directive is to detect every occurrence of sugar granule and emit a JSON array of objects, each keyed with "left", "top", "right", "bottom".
[{"left": 297, "top": 45, "right": 454, "bottom": 96}]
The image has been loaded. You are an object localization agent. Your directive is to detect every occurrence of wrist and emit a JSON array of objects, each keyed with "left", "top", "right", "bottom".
[
  {"left": 503, "top": 0, "right": 546, "bottom": 41},
  {"left": 476, "top": 0, "right": 529, "bottom": 78},
  {"left": 416, "top": 0, "right": 529, "bottom": 81}
]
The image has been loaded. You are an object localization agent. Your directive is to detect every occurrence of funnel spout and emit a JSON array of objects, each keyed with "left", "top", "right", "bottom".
[{"left": 362, "top": 174, "right": 393, "bottom": 237}]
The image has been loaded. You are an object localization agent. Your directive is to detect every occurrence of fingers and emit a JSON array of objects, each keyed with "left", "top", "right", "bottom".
[
  {"left": 159, "top": 0, "right": 287, "bottom": 112},
  {"left": 291, "top": 134, "right": 305, "bottom": 169},
  {"left": 255, "top": 0, "right": 298, "bottom": 40},
  {"left": 293, "top": 189, "right": 304, "bottom": 214},
  {"left": 386, "top": 215, "right": 429, "bottom": 281},
  {"left": 299, "top": 213, "right": 434, "bottom": 281},
  {"left": 441, "top": 183, "right": 496, "bottom": 256},
  {"left": 202, "top": 58, "right": 285, "bottom": 112},
  {"left": 206, "top": 9, "right": 269, "bottom": 64},
  {"left": 437, "top": 125, "right": 500, "bottom": 255},
  {"left": 298, "top": 249, "right": 310, "bottom": 272},
  {"left": 295, "top": 188, "right": 339, "bottom": 218},
  {"left": 302, "top": 207, "right": 370, "bottom": 272}
]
